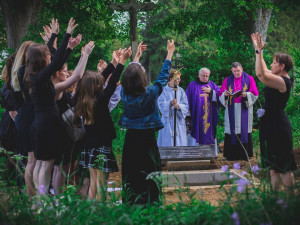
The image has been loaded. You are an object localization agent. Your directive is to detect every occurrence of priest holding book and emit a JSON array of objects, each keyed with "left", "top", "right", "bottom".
[{"left": 219, "top": 62, "right": 259, "bottom": 161}]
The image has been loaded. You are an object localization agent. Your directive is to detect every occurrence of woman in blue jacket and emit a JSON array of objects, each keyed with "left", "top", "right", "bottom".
[{"left": 120, "top": 40, "right": 175, "bottom": 205}]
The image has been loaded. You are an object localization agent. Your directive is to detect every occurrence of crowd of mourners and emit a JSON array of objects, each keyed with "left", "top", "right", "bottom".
[{"left": 0, "top": 18, "right": 297, "bottom": 205}]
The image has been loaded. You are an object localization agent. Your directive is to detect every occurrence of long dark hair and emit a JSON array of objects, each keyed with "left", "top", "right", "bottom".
[
  {"left": 121, "top": 63, "right": 148, "bottom": 95},
  {"left": 74, "top": 71, "right": 104, "bottom": 126},
  {"left": 24, "top": 44, "right": 50, "bottom": 88}
]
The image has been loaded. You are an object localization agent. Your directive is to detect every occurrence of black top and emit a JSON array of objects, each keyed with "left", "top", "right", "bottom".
[
  {"left": 30, "top": 33, "right": 70, "bottom": 114},
  {"left": 84, "top": 63, "right": 124, "bottom": 148},
  {"left": 56, "top": 92, "right": 73, "bottom": 116},
  {"left": 101, "top": 63, "right": 116, "bottom": 81},
  {"left": 1, "top": 84, "right": 18, "bottom": 111},
  {"left": 47, "top": 34, "right": 72, "bottom": 70},
  {"left": 263, "top": 77, "right": 294, "bottom": 115}
]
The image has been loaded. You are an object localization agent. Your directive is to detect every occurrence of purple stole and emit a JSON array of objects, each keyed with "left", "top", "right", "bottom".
[{"left": 227, "top": 72, "right": 249, "bottom": 145}]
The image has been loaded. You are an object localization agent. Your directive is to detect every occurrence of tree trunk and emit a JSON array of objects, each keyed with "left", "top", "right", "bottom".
[
  {"left": 245, "top": 0, "right": 273, "bottom": 42},
  {"left": 0, "top": 0, "right": 41, "bottom": 49},
  {"left": 253, "top": 7, "right": 273, "bottom": 42}
]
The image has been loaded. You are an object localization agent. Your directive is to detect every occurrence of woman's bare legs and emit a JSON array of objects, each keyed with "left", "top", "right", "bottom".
[
  {"left": 33, "top": 160, "right": 42, "bottom": 191},
  {"left": 25, "top": 152, "right": 36, "bottom": 197},
  {"left": 54, "top": 163, "right": 70, "bottom": 195},
  {"left": 270, "top": 170, "right": 282, "bottom": 191},
  {"left": 270, "top": 170, "right": 295, "bottom": 195},
  {"left": 88, "top": 168, "right": 109, "bottom": 201},
  {"left": 96, "top": 170, "right": 109, "bottom": 201},
  {"left": 88, "top": 168, "right": 97, "bottom": 199},
  {"left": 38, "top": 159, "right": 55, "bottom": 194},
  {"left": 280, "top": 171, "right": 295, "bottom": 195}
]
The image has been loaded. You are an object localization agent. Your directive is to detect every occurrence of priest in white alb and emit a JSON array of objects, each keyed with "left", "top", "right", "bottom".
[{"left": 157, "top": 69, "right": 189, "bottom": 146}]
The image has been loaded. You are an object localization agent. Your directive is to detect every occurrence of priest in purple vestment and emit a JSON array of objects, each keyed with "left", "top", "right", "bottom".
[
  {"left": 219, "top": 62, "right": 259, "bottom": 161},
  {"left": 186, "top": 68, "right": 220, "bottom": 153}
]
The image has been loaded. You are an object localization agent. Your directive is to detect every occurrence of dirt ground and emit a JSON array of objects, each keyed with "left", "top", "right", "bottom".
[{"left": 108, "top": 148, "right": 300, "bottom": 206}]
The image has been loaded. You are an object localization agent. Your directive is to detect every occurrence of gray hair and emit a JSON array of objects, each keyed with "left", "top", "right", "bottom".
[
  {"left": 198, "top": 67, "right": 211, "bottom": 75},
  {"left": 231, "top": 62, "right": 242, "bottom": 68}
]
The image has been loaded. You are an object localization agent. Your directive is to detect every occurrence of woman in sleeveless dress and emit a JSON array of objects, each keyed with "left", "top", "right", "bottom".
[{"left": 251, "top": 33, "right": 297, "bottom": 195}]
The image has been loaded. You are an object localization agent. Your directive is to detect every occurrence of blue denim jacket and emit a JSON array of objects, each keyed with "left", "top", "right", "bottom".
[{"left": 119, "top": 59, "right": 172, "bottom": 130}]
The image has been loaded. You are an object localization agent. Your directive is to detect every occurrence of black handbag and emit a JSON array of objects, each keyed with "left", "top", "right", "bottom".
[
  {"left": 62, "top": 105, "right": 85, "bottom": 142},
  {"left": 0, "top": 110, "right": 17, "bottom": 152}
]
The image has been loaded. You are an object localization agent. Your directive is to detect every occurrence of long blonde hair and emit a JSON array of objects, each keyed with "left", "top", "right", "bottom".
[
  {"left": 74, "top": 71, "right": 104, "bottom": 125},
  {"left": 11, "top": 41, "right": 34, "bottom": 91}
]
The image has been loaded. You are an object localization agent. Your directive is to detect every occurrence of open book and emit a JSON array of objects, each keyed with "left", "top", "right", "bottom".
[{"left": 225, "top": 90, "right": 242, "bottom": 98}]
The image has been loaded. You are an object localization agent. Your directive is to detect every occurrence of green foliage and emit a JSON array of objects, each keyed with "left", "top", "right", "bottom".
[
  {"left": 267, "top": 4, "right": 300, "bottom": 55},
  {"left": 21, "top": 0, "right": 120, "bottom": 71},
  {"left": 1, "top": 156, "right": 300, "bottom": 225}
]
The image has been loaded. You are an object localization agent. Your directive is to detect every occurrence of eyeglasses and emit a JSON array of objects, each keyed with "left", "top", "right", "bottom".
[{"left": 200, "top": 74, "right": 209, "bottom": 78}]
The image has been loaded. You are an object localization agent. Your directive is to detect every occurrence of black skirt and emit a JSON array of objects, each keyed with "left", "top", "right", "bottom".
[
  {"left": 122, "top": 129, "right": 162, "bottom": 205},
  {"left": 223, "top": 133, "right": 253, "bottom": 161},
  {"left": 259, "top": 112, "right": 297, "bottom": 173},
  {"left": 31, "top": 112, "right": 62, "bottom": 161},
  {"left": 15, "top": 102, "right": 34, "bottom": 155}
]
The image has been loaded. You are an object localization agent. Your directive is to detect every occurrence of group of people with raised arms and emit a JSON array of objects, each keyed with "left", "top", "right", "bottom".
[{"left": 0, "top": 16, "right": 297, "bottom": 206}]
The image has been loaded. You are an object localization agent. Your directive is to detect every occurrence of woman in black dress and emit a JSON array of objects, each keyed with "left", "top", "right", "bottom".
[
  {"left": 251, "top": 33, "right": 297, "bottom": 195},
  {"left": 52, "top": 40, "right": 94, "bottom": 195},
  {"left": 25, "top": 18, "right": 77, "bottom": 194}
]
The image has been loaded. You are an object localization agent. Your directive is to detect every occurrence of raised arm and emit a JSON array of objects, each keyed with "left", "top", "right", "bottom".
[
  {"left": 251, "top": 33, "right": 286, "bottom": 92},
  {"left": 154, "top": 39, "right": 175, "bottom": 86},
  {"left": 133, "top": 41, "right": 147, "bottom": 62},
  {"left": 37, "top": 18, "right": 77, "bottom": 82},
  {"left": 55, "top": 40, "right": 92, "bottom": 95},
  {"left": 58, "top": 33, "right": 82, "bottom": 69},
  {"left": 46, "top": 19, "right": 59, "bottom": 54},
  {"left": 97, "top": 59, "right": 107, "bottom": 74},
  {"left": 101, "top": 47, "right": 132, "bottom": 104},
  {"left": 101, "top": 49, "right": 121, "bottom": 81},
  {"left": 166, "top": 39, "right": 175, "bottom": 61}
]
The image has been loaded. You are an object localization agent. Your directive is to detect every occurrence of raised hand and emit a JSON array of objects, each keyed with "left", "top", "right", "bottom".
[
  {"left": 251, "top": 32, "right": 267, "bottom": 51},
  {"left": 66, "top": 18, "right": 78, "bottom": 35},
  {"left": 134, "top": 41, "right": 147, "bottom": 62},
  {"left": 119, "top": 47, "right": 132, "bottom": 65},
  {"left": 111, "top": 49, "right": 121, "bottom": 67},
  {"left": 167, "top": 39, "right": 175, "bottom": 53},
  {"left": 40, "top": 25, "right": 52, "bottom": 42},
  {"left": 166, "top": 39, "right": 175, "bottom": 61},
  {"left": 67, "top": 34, "right": 82, "bottom": 50},
  {"left": 83, "top": 41, "right": 95, "bottom": 56},
  {"left": 97, "top": 59, "right": 108, "bottom": 74},
  {"left": 50, "top": 18, "right": 59, "bottom": 34}
]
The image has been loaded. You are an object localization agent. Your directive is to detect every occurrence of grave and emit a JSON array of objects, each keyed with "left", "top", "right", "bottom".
[
  {"left": 162, "top": 169, "right": 247, "bottom": 187},
  {"left": 159, "top": 145, "right": 217, "bottom": 170},
  {"left": 159, "top": 145, "right": 247, "bottom": 187},
  {"left": 159, "top": 145, "right": 217, "bottom": 162}
]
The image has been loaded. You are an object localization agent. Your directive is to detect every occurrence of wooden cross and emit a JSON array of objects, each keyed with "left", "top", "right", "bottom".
[{"left": 110, "top": 0, "right": 156, "bottom": 57}]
